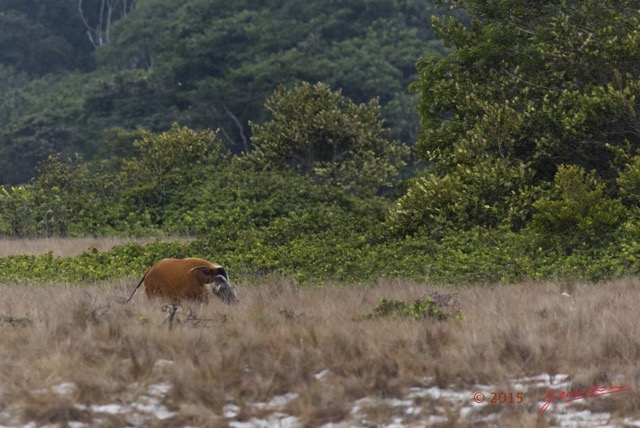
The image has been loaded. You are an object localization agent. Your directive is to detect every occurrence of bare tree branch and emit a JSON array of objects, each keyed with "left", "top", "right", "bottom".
[
  {"left": 223, "top": 104, "right": 249, "bottom": 152},
  {"left": 78, "top": 0, "right": 136, "bottom": 47}
]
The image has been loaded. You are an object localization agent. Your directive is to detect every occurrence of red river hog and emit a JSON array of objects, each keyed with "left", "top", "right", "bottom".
[{"left": 126, "top": 257, "right": 238, "bottom": 304}]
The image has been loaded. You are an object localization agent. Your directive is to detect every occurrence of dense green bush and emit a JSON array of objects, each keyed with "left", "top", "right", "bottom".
[
  {"left": 389, "top": 159, "right": 538, "bottom": 237},
  {"left": 248, "top": 81, "right": 409, "bottom": 195},
  {"left": 528, "top": 165, "right": 627, "bottom": 254}
]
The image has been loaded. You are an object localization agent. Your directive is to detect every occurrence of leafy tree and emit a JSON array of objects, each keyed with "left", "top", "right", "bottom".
[
  {"left": 248, "top": 82, "right": 408, "bottom": 194},
  {"left": 0, "top": 121, "right": 392, "bottom": 238},
  {"left": 394, "top": 0, "right": 640, "bottom": 235},
  {"left": 0, "top": 185, "right": 39, "bottom": 237}
]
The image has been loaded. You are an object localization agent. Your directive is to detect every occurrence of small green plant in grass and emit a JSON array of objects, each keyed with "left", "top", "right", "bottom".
[{"left": 365, "top": 293, "right": 463, "bottom": 321}]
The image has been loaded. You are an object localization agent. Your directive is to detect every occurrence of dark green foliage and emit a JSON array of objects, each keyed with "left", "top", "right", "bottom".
[
  {"left": 0, "top": 72, "right": 94, "bottom": 184},
  {"left": 81, "top": 71, "right": 183, "bottom": 135},
  {"left": 0, "top": 0, "right": 448, "bottom": 183},
  {"left": 188, "top": 204, "right": 388, "bottom": 282},
  {"left": 4, "top": 119, "right": 640, "bottom": 284},
  {"left": 0, "top": 154, "right": 115, "bottom": 236},
  {"left": 95, "top": 0, "right": 445, "bottom": 150},
  {"left": 118, "top": 124, "right": 227, "bottom": 228},
  {"left": 0, "top": 0, "right": 94, "bottom": 75},
  {"left": 0, "top": 111, "right": 88, "bottom": 184},
  {"left": 617, "top": 155, "right": 640, "bottom": 207}
]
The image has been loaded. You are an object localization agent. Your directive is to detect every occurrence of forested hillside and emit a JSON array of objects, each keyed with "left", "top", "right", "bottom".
[
  {"left": 3, "top": 0, "right": 640, "bottom": 285},
  {"left": 0, "top": 0, "right": 447, "bottom": 183}
]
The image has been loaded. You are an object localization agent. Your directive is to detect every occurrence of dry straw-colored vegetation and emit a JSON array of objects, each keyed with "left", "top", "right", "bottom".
[
  {"left": 0, "top": 237, "right": 193, "bottom": 258},
  {"left": 0, "top": 275, "right": 639, "bottom": 426}
]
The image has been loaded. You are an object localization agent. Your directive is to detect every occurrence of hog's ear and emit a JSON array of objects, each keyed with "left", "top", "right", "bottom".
[
  {"left": 189, "top": 266, "right": 213, "bottom": 276},
  {"left": 213, "top": 267, "right": 229, "bottom": 280}
]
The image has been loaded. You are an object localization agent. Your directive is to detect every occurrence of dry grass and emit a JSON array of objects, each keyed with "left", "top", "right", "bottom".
[
  {"left": 0, "top": 236, "right": 192, "bottom": 257},
  {"left": 0, "top": 276, "right": 639, "bottom": 427}
]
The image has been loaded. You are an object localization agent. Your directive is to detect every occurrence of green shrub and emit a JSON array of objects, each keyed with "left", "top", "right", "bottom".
[
  {"left": 364, "top": 294, "right": 463, "bottom": 321},
  {"left": 528, "top": 165, "right": 627, "bottom": 254}
]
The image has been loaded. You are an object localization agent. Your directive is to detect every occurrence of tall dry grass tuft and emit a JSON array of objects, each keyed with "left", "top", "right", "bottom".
[{"left": 0, "top": 277, "right": 639, "bottom": 426}]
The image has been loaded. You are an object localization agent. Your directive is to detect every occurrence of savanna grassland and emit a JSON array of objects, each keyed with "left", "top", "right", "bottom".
[{"left": 1, "top": 239, "right": 640, "bottom": 427}]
